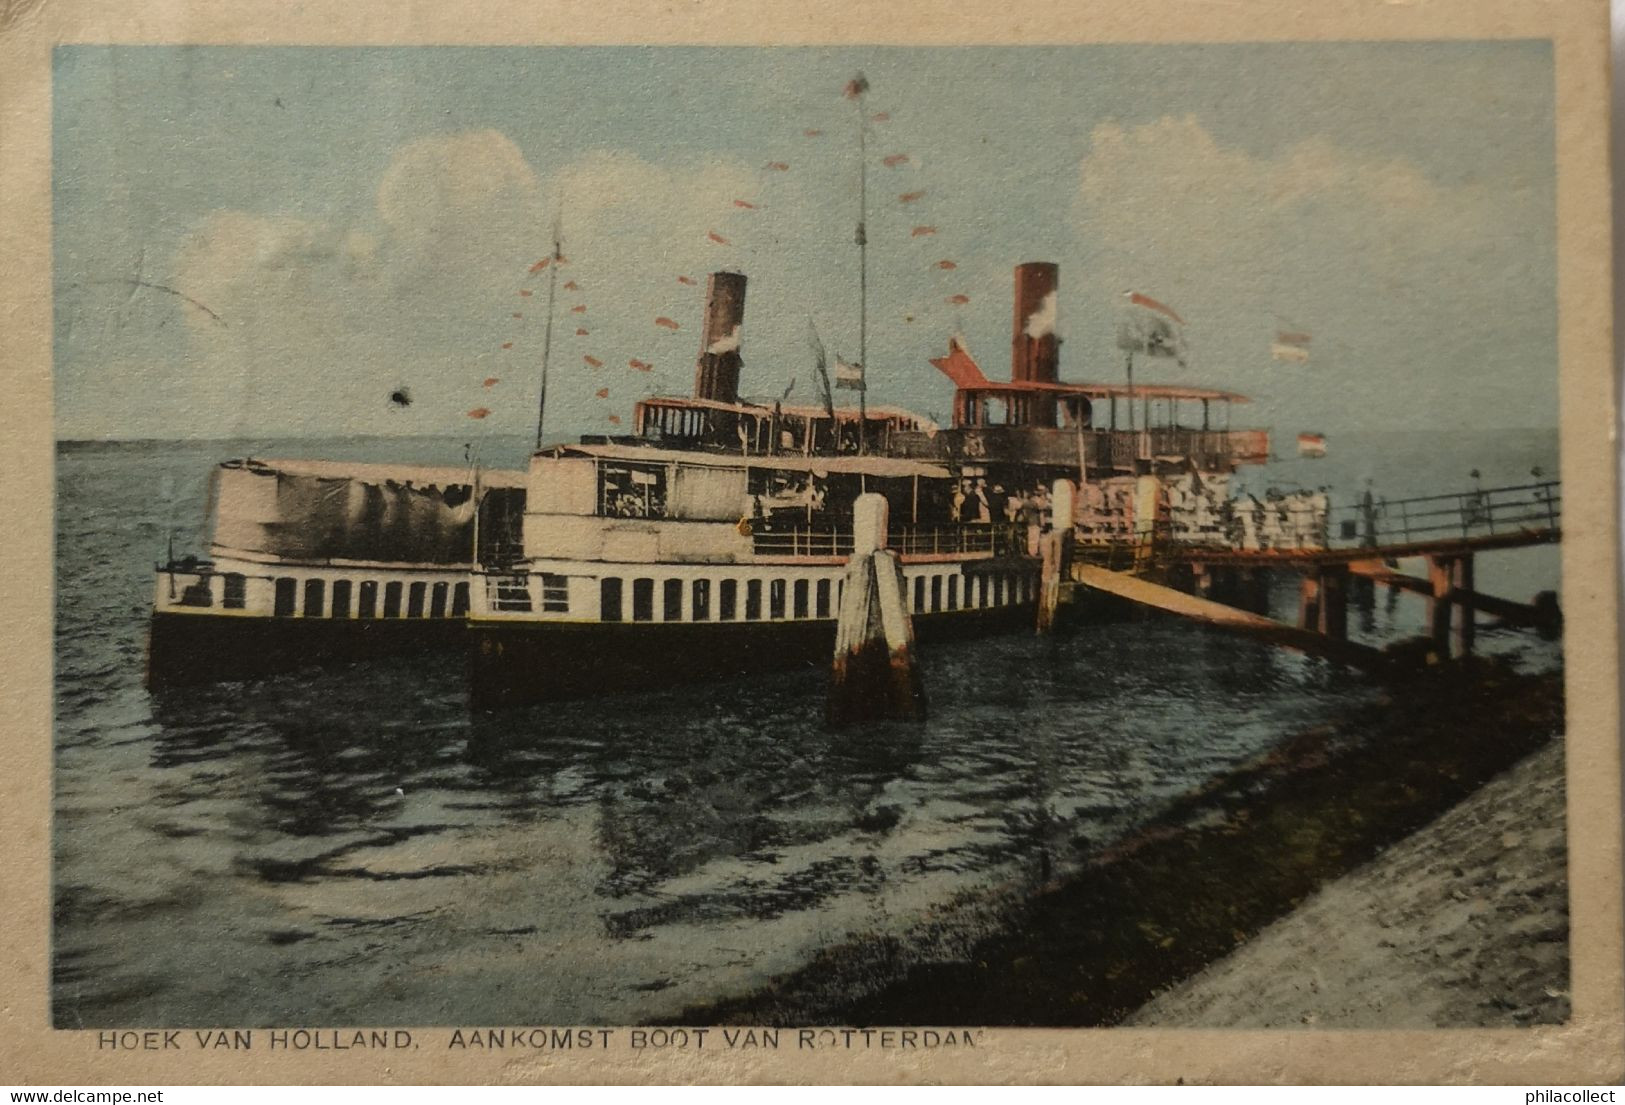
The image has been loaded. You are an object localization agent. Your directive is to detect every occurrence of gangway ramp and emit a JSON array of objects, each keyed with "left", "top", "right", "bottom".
[{"left": 1070, "top": 564, "right": 1386, "bottom": 669}]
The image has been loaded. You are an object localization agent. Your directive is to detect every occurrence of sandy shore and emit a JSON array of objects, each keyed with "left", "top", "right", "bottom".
[{"left": 1130, "top": 740, "right": 1569, "bottom": 1028}]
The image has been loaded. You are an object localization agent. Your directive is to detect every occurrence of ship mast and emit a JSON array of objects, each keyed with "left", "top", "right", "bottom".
[
  {"left": 534, "top": 215, "right": 563, "bottom": 452},
  {"left": 850, "top": 72, "right": 870, "bottom": 454}
]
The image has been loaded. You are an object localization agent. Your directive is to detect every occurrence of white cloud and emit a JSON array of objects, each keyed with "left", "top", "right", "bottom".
[
  {"left": 159, "top": 132, "right": 808, "bottom": 439},
  {"left": 1068, "top": 116, "right": 1553, "bottom": 430}
]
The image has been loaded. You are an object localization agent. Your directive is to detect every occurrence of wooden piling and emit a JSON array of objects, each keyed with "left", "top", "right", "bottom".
[
  {"left": 1037, "top": 479, "right": 1076, "bottom": 634},
  {"left": 1297, "top": 575, "right": 1320, "bottom": 632},
  {"left": 1427, "top": 555, "right": 1454, "bottom": 660},
  {"left": 1453, "top": 554, "right": 1476, "bottom": 656},
  {"left": 827, "top": 493, "right": 926, "bottom": 726},
  {"left": 1316, "top": 564, "right": 1350, "bottom": 642}
]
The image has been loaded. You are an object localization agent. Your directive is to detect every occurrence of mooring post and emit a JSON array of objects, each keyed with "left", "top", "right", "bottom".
[
  {"left": 827, "top": 493, "right": 926, "bottom": 726},
  {"left": 1427, "top": 555, "right": 1454, "bottom": 660},
  {"left": 1037, "top": 479, "right": 1076, "bottom": 634},
  {"left": 1453, "top": 553, "right": 1476, "bottom": 656}
]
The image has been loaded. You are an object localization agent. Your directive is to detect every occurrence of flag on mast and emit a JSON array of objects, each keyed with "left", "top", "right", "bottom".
[
  {"left": 834, "top": 358, "right": 866, "bottom": 391},
  {"left": 1116, "top": 290, "right": 1188, "bottom": 365}
]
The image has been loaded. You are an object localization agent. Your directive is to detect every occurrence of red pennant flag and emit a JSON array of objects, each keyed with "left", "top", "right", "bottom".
[
  {"left": 584, "top": 355, "right": 603, "bottom": 368},
  {"left": 519, "top": 289, "right": 533, "bottom": 297},
  {"left": 563, "top": 280, "right": 580, "bottom": 291},
  {"left": 935, "top": 260, "right": 957, "bottom": 270},
  {"left": 607, "top": 414, "right": 622, "bottom": 425},
  {"left": 629, "top": 359, "right": 652, "bottom": 372},
  {"left": 1128, "top": 290, "right": 1185, "bottom": 325},
  {"left": 899, "top": 190, "right": 925, "bottom": 204},
  {"left": 803, "top": 128, "right": 823, "bottom": 137},
  {"left": 595, "top": 387, "right": 610, "bottom": 399},
  {"left": 882, "top": 153, "right": 909, "bottom": 168},
  {"left": 765, "top": 161, "right": 789, "bottom": 172},
  {"left": 707, "top": 230, "right": 730, "bottom": 245},
  {"left": 501, "top": 342, "right": 513, "bottom": 350},
  {"left": 677, "top": 275, "right": 697, "bottom": 286},
  {"left": 483, "top": 377, "right": 500, "bottom": 388},
  {"left": 467, "top": 407, "right": 491, "bottom": 420},
  {"left": 571, "top": 304, "right": 587, "bottom": 313},
  {"left": 528, "top": 257, "right": 550, "bottom": 273},
  {"left": 575, "top": 328, "right": 589, "bottom": 337},
  {"left": 655, "top": 317, "right": 680, "bottom": 330},
  {"left": 512, "top": 312, "right": 523, "bottom": 319},
  {"left": 733, "top": 199, "right": 757, "bottom": 209},
  {"left": 843, "top": 74, "right": 869, "bottom": 100},
  {"left": 910, "top": 225, "right": 936, "bottom": 237},
  {"left": 871, "top": 111, "right": 890, "bottom": 123},
  {"left": 946, "top": 294, "right": 970, "bottom": 305}
]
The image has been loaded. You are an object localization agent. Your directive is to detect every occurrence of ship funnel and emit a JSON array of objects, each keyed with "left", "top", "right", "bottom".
[
  {"left": 1011, "top": 262, "right": 1059, "bottom": 428},
  {"left": 694, "top": 271, "right": 748, "bottom": 404}
]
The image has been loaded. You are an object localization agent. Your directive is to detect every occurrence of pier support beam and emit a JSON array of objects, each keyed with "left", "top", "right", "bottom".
[{"left": 827, "top": 494, "right": 926, "bottom": 726}]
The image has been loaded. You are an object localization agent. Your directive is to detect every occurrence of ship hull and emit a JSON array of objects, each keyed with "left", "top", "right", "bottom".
[
  {"left": 147, "top": 609, "right": 465, "bottom": 689},
  {"left": 467, "top": 602, "right": 1037, "bottom": 710}
]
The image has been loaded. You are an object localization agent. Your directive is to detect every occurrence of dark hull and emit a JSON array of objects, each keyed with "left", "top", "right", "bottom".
[
  {"left": 147, "top": 611, "right": 465, "bottom": 689},
  {"left": 467, "top": 603, "right": 1038, "bottom": 710}
]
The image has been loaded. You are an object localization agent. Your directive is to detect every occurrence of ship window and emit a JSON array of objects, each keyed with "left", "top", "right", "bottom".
[
  {"left": 223, "top": 573, "right": 246, "bottom": 610},
  {"left": 978, "top": 575, "right": 989, "bottom": 608},
  {"left": 273, "top": 577, "right": 297, "bottom": 617},
  {"left": 948, "top": 575, "right": 960, "bottom": 611},
  {"left": 662, "top": 578, "right": 682, "bottom": 622},
  {"left": 598, "top": 461, "right": 668, "bottom": 518},
  {"left": 452, "top": 581, "right": 470, "bottom": 617},
  {"left": 930, "top": 575, "right": 942, "bottom": 613},
  {"left": 793, "top": 579, "right": 809, "bottom": 619},
  {"left": 718, "top": 579, "right": 737, "bottom": 621},
  {"left": 815, "top": 578, "right": 831, "bottom": 619},
  {"left": 383, "top": 581, "right": 403, "bottom": 618},
  {"left": 913, "top": 575, "right": 925, "bottom": 613},
  {"left": 407, "top": 581, "right": 427, "bottom": 618},
  {"left": 178, "top": 574, "right": 213, "bottom": 607},
  {"left": 993, "top": 575, "right": 1005, "bottom": 606},
  {"left": 493, "top": 575, "right": 533, "bottom": 612},
  {"left": 600, "top": 577, "right": 623, "bottom": 622},
  {"left": 430, "top": 581, "right": 449, "bottom": 618},
  {"left": 769, "top": 579, "right": 787, "bottom": 620},
  {"left": 745, "top": 579, "right": 763, "bottom": 621},
  {"left": 632, "top": 578, "right": 655, "bottom": 622},
  {"left": 692, "top": 578, "right": 711, "bottom": 621},
  {"left": 540, "top": 573, "right": 569, "bottom": 613},
  {"left": 331, "top": 579, "right": 352, "bottom": 619},
  {"left": 358, "top": 581, "right": 379, "bottom": 619},
  {"left": 302, "top": 578, "right": 325, "bottom": 618}
]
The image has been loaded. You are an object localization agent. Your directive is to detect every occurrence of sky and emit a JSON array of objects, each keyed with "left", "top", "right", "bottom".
[{"left": 52, "top": 43, "right": 1556, "bottom": 443}]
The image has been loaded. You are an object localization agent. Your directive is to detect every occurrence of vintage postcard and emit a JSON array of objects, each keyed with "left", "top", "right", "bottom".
[{"left": 0, "top": 0, "right": 1620, "bottom": 1086}]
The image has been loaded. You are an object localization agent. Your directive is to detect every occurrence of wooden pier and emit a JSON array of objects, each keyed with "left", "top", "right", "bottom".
[{"left": 1066, "top": 480, "right": 1562, "bottom": 665}]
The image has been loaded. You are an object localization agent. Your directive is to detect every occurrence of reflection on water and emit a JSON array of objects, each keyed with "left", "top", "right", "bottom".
[{"left": 52, "top": 434, "right": 1561, "bottom": 1027}]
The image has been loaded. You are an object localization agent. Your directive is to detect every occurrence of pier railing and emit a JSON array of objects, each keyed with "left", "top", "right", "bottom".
[
  {"left": 1324, "top": 481, "right": 1561, "bottom": 548},
  {"left": 1072, "top": 479, "right": 1562, "bottom": 573}
]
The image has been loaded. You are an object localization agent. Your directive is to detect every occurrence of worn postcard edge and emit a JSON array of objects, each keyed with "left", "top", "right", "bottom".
[{"left": 0, "top": 0, "right": 1619, "bottom": 1085}]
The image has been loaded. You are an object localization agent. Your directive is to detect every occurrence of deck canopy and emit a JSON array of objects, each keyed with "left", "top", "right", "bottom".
[
  {"left": 547, "top": 442, "right": 950, "bottom": 480},
  {"left": 210, "top": 458, "right": 524, "bottom": 566}
]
